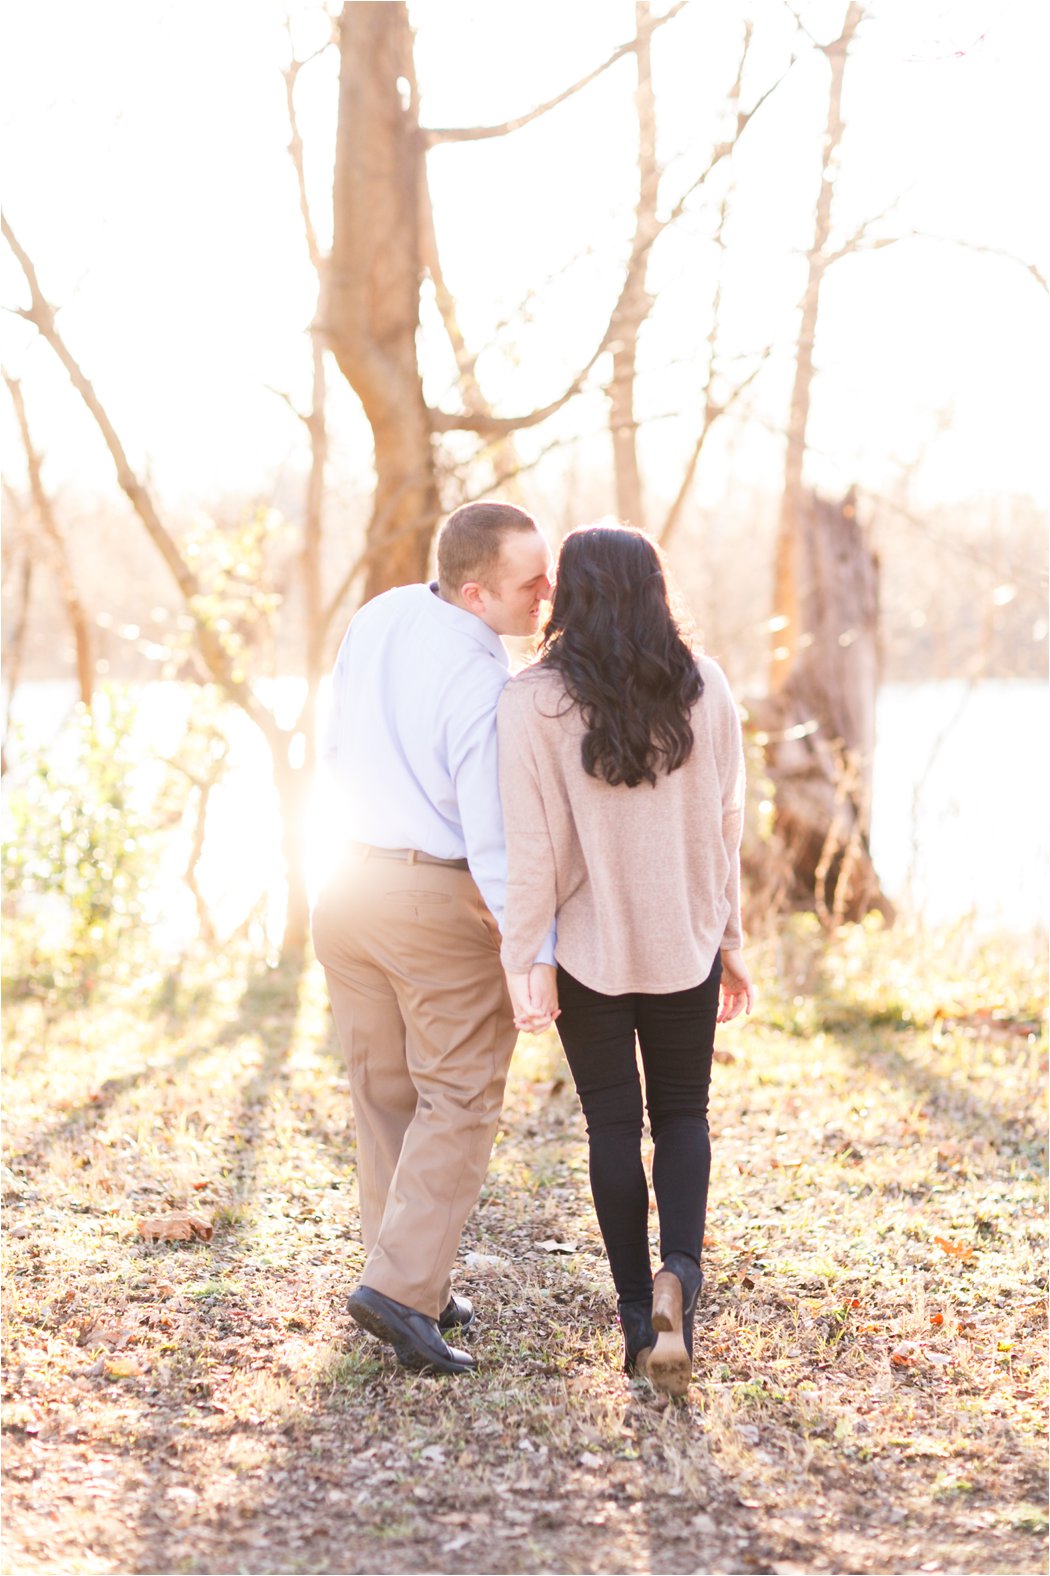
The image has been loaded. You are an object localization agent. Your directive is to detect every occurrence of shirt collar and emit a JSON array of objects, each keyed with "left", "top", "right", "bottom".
[{"left": 425, "top": 582, "right": 509, "bottom": 668}]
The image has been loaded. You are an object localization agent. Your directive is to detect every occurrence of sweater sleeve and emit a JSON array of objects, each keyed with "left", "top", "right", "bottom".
[
  {"left": 708, "top": 661, "right": 745, "bottom": 951},
  {"left": 497, "top": 683, "right": 559, "bottom": 974}
]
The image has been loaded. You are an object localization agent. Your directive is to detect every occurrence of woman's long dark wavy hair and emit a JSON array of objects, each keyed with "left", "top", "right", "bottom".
[{"left": 538, "top": 524, "right": 703, "bottom": 788}]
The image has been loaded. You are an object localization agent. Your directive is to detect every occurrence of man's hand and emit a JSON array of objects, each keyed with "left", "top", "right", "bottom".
[
  {"left": 505, "top": 964, "right": 560, "bottom": 1033},
  {"left": 718, "top": 948, "right": 754, "bottom": 1023}
]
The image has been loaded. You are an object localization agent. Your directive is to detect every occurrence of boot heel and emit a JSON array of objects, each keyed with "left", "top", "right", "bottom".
[
  {"left": 651, "top": 1269, "right": 682, "bottom": 1333},
  {"left": 648, "top": 1329, "right": 691, "bottom": 1397}
]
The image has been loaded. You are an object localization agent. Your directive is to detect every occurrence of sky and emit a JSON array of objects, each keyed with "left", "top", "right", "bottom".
[{"left": 2, "top": 0, "right": 1048, "bottom": 525}]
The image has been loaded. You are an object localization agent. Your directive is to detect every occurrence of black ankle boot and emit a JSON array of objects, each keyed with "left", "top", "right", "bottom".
[
  {"left": 662, "top": 1252, "right": 703, "bottom": 1360},
  {"left": 617, "top": 1297, "right": 655, "bottom": 1376}
]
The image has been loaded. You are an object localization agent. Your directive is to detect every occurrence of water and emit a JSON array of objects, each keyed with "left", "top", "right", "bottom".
[
  {"left": 870, "top": 679, "right": 1049, "bottom": 932},
  {"left": 4, "top": 678, "right": 1048, "bottom": 944}
]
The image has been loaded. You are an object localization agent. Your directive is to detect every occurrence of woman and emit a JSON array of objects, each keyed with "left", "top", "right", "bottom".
[{"left": 497, "top": 523, "right": 753, "bottom": 1397}]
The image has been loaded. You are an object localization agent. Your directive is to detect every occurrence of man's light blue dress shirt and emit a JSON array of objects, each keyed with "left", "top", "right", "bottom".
[{"left": 322, "top": 582, "right": 556, "bottom": 967}]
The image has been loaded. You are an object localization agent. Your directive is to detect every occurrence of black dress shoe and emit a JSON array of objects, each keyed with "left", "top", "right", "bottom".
[
  {"left": 438, "top": 1293, "right": 474, "bottom": 1333},
  {"left": 347, "top": 1285, "right": 476, "bottom": 1376}
]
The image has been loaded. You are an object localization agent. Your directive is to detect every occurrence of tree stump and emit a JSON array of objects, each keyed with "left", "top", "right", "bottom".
[{"left": 745, "top": 488, "right": 894, "bottom": 928}]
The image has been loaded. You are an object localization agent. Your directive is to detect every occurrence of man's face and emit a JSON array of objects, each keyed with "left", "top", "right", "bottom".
[{"left": 469, "top": 529, "right": 553, "bottom": 638}]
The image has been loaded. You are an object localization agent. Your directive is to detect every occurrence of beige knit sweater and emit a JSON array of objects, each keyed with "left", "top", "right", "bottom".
[{"left": 497, "top": 655, "right": 744, "bottom": 994}]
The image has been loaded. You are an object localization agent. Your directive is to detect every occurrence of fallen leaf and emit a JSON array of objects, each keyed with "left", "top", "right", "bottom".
[
  {"left": 579, "top": 1452, "right": 602, "bottom": 1468},
  {"left": 538, "top": 1240, "right": 577, "bottom": 1254},
  {"left": 104, "top": 1355, "right": 145, "bottom": 1380},
  {"left": 930, "top": 1312, "right": 944, "bottom": 1326},
  {"left": 137, "top": 1213, "right": 213, "bottom": 1243},
  {"left": 933, "top": 1236, "right": 974, "bottom": 1262},
  {"left": 78, "top": 1320, "right": 137, "bottom": 1349}
]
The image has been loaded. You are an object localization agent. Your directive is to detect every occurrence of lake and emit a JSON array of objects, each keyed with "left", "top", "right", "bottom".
[{"left": 4, "top": 678, "right": 1047, "bottom": 946}]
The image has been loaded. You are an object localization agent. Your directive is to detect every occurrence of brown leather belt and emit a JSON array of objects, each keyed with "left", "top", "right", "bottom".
[{"left": 352, "top": 843, "right": 469, "bottom": 871}]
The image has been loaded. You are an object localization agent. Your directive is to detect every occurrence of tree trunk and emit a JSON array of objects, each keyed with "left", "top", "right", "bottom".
[
  {"left": 606, "top": 2, "right": 657, "bottom": 532},
  {"left": 770, "top": 2, "right": 863, "bottom": 688},
  {"left": 328, "top": 2, "right": 439, "bottom": 601},
  {"left": 272, "top": 750, "right": 312, "bottom": 964},
  {"left": 748, "top": 489, "right": 891, "bottom": 926},
  {"left": 1, "top": 538, "right": 34, "bottom": 777}
]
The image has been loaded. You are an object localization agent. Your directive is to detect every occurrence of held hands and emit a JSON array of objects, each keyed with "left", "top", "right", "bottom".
[
  {"left": 718, "top": 948, "right": 754, "bottom": 1023},
  {"left": 505, "top": 964, "right": 560, "bottom": 1034}
]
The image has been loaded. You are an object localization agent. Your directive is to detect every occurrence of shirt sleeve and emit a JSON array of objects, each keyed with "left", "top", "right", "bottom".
[
  {"left": 449, "top": 683, "right": 556, "bottom": 967},
  {"left": 497, "top": 685, "right": 559, "bottom": 973},
  {"left": 709, "top": 662, "right": 745, "bottom": 951}
]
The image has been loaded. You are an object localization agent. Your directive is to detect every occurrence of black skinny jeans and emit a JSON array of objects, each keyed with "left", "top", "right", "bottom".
[{"left": 555, "top": 957, "right": 722, "bottom": 1305}]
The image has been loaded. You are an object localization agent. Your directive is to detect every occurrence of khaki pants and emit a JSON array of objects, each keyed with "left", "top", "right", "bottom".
[{"left": 312, "top": 851, "right": 516, "bottom": 1319}]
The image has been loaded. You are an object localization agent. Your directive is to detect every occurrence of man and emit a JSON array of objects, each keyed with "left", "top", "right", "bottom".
[{"left": 312, "top": 500, "right": 557, "bottom": 1376}]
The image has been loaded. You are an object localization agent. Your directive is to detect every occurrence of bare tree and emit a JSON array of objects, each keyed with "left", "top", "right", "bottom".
[
  {"left": 657, "top": 26, "right": 774, "bottom": 549},
  {"left": 1, "top": 216, "right": 337, "bottom": 956},
  {"left": 770, "top": 2, "right": 864, "bottom": 685},
  {"left": 605, "top": 1, "right": 660, "bottom": 531},
  {"left": 601, "top": 9, "right": 790, "bottom": 539},
  {"left": 746, "top": 2, "right": 891, "bottom": 924},
  {"left": 325, "top": 0, "right": 723, "bottom": 596},
  {"left": 0, "top": 487, "right": 35, "bottom": 775},
  {"left": 3, "top": 372, "right": 94, "bottom": 708}
]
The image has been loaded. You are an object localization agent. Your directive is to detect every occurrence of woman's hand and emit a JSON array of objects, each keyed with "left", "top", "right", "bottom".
[
  {"left": 506, "top": 964, "right": 560, "bottom": 1033},
  {"left": 718, "top": 949, "right": 754, "bottom": 1022}
]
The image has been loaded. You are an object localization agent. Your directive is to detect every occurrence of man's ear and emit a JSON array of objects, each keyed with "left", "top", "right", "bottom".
[{"left": 460, "top": 580, "right": 486, "bottom": 612}]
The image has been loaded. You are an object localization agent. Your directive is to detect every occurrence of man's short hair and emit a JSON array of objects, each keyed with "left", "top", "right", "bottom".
[{"left": 436, "top": 501, "right": 537, "bottom": 598}]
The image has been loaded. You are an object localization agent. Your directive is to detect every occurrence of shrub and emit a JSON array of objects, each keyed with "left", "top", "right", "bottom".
[{"left": 2, "top": 691, "right": 154, "bottom": 997}]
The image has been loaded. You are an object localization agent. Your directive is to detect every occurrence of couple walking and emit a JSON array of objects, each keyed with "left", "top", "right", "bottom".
[{"left": 312, "top": 501, "right": 752, "bottom": 1398}]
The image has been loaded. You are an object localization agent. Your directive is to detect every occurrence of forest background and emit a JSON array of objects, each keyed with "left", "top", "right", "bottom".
[{"left": 1, "top": 3, "right": 1047, "bottom": 1575}]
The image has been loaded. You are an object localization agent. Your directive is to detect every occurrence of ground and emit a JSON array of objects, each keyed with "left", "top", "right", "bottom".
[{"left": 2, "top": 919, "right": 1047, "bottom": 1576}]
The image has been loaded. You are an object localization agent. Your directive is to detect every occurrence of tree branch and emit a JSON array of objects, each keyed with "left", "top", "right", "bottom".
[
  {"left": 264, "top": 383, "right": 310, "bottom": 425},
  {"left": 1, "top": 216, "right": 283, "bottom": 746},
  {"left": 429, "top": 53, "right": 795, "bottom": 439},
  {"left": 0, "top": 497, "right": 34, "bottom": 776},
  {"left": 282, "top": 30, "right": 327, "bottom": 276},
  {"left": 424, "top": 2, "right": 690, "bottom": 143},
  {"left": 658, "top": 347, "right": 772, "bottom": 547},
  {"left": 780, "top": 1, "right": 824, "bottom": 51},
  {"left": 428, "top": 338, "right": 611, "bottom": 435},
  {"left": 824, "top": 226, "right": 1048, "bottom": 291}
]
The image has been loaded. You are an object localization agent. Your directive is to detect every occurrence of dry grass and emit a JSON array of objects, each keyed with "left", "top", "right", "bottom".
[{"left": 1, "top": 919, "right": 1046, "bottom": 1575}]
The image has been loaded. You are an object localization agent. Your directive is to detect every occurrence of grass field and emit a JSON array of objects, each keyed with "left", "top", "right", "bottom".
[{"left": 2, "top": 919, "right": 1047, "bottom": 1575}]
